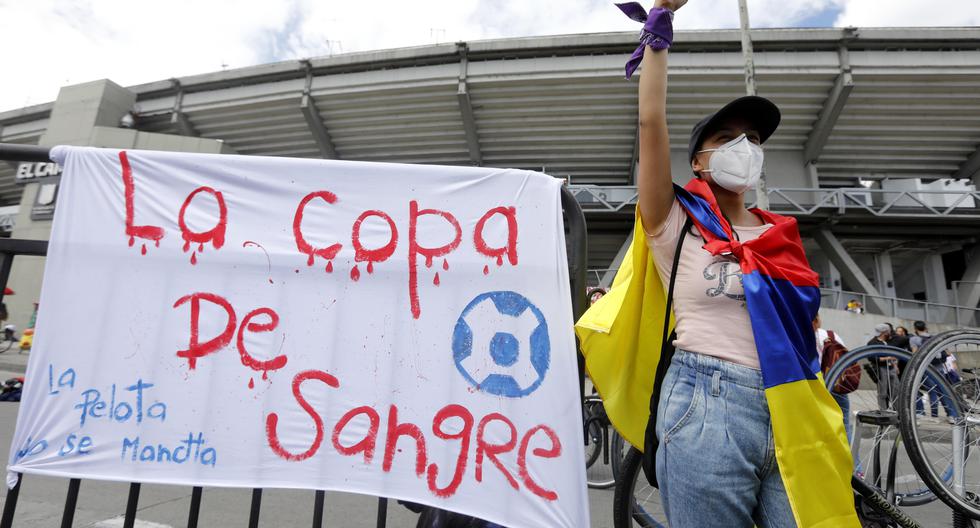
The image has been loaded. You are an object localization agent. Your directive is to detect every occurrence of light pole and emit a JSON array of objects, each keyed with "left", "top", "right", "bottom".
[{"left": 737, "top": 0, "right": 769, "bottom": 210}]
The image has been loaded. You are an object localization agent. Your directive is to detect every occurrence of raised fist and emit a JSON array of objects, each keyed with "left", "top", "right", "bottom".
[{"left": 655, "top": 0, "right": 688, "bottom": 11}]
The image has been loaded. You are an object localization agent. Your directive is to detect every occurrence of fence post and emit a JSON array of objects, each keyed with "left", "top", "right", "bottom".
[
  {"left": 560, "top": 186, "right": 588, "bottom": 403},
  {"left": 0, "top": 473, "right": 21, "bottom": 528},
  {"left": 60, "top": 478, "right": 81, "bottom": 528},
  {"left": 248, "top": 489, "right": 262, "bottom": 528},
  {"left": 924, "top": 303, "right": 930, "bottom": 323},
  {"left": 123, "top": 483, "right": 141, "bottom": 528},
  {"left": 187, "top": 487, "right": 203, "bottom": 528}
]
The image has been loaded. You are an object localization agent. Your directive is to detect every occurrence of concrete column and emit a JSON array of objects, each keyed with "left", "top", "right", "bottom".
[
  {"left": 922, "top": 254, "right": 951, "bottom": 305},
  {"left": 874, "top": 251, "right": 898, "bottom": 298},
  {"left": 5, "top": 80, "right": 137, "bottom": 330},
  {"left": 813, "top": 229, "right": 889, "bottom": 314},
  {"left": 600, "top": 232, "right": 633, "bottom": 289},
  {"left": 956, "top": 245, "right": 980, "bottom": 326}
]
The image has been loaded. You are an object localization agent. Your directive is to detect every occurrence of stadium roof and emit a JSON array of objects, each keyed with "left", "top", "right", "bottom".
[{"left": 2, "top": 26, "right": 980, "bottom": 209}]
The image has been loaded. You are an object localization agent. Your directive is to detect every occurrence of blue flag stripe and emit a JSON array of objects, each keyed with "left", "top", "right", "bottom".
[{"left": 743, "top": 271, "right": 822, "bottom": 389}]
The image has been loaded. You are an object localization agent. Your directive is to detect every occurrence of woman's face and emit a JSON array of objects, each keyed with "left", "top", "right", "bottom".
[
  {"left": 896, "top": 327, "right": 908, "bottom": 336},
  {"left": 691, "top": 117, "right": 762, "bottom": 193}
]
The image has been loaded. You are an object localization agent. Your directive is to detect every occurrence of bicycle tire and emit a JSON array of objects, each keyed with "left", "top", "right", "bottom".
[
  {"left": 613, "top": 447, "right": 667, "bottom": 528},
  {"left": 825, "top": 345, "right": 937, "bottom": 507},
  {"left": 898, "top": 329, "right": 980, "bottom": 520},
  {"left": 585, "top": 414, "right": 617, "bottom": 489},
  {"left": 583, "top": 406, "right": 603, "bottom": 469}
]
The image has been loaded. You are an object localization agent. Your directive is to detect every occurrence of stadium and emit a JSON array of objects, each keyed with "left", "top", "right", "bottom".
[{"left": 1, "top": 26, "right": 979, "bottom": 330}]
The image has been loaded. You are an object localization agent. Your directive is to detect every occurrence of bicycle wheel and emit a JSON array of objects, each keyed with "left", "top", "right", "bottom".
[
  {"left": 825, "top": 345, "right": 937, "bottom": 507},
  {"left": 613, "top": 447, "right": 667, "bottom": 528},
  {"left": 585, "top": 413, "right": 617, "bottom": 489},
  {"left": 899, "top": 329, "right": 980, "bottom": 519},
  {"left": 583, "top": 398, "right": 603, "bottom": 469}
]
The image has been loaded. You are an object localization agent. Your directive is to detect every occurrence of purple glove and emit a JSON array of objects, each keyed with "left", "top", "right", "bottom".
[{"left": 616, "top": 3, "right": 674, "bottom": 79}]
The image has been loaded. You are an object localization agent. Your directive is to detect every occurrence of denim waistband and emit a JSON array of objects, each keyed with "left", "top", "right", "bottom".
[{"left": 673, "top": 349, "right": 765, "bottom": 390}]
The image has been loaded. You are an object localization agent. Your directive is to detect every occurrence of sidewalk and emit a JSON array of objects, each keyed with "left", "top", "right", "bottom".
[{"left": 0, "top": 347, "right": 29, "bottom": 380}]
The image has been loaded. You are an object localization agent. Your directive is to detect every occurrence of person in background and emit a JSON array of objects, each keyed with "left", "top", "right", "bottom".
[
  {"left": 846, "top": 299, "right": 865, "bottom": 314},
  {"left": 909, "top": 320, "right": 932, "bottom": 353},
  {"left": 909, "top": 320, "right": 953, "bottom": 417},
  {"left": 895, "top": 326, "right": 909, "bottom": 338},
  {"left": 885, "top": 322, "right": 910, "bottom": 351},
  {"left": 868, "top": 323, "right": 901, "bottom": 409},
  {"left": 588, "top": 287, "right": 607, "bottom": 306},
  {"left": 814, "top": 314, "right": 852, "bottom": 440}
]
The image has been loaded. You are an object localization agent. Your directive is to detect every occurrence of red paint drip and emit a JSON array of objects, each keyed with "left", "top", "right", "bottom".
[
  {"left": 140, "top": 244, "right": 147, "bottom": 256},
  {"left": 190, "top": 252, "right": 198, "bottom": 265},
  {"left": 326, "top": 261, "right": 334, "bottom": 273},
  {"left": 155, "top": 239, "right": 160, "bottom": 248},
  {"left": 350, "top": 265, "right": 361, "bottom": 282},
  {"left": 425, "top": 255, "right": 433, "bottom": 268},
  {"left": 183, "top": 240, "right": 190, "bottom": 252},
  {"left": 483, "top": 265, "right": 490, "bottom": 275},
  {"left": 367, "top": 261, "right": 374, "bottom": 274},
  {"left": 198, "top": 243, "right": 204, "bottom": 252},
  {"left": 128, "top": 236, "right": 135, "bottom": 247},
  {"left": 262, "top": 370, "right": 269, "bottom": 381},
  {"left": 307, "top": 254, "right": 314, "bottom": 267},
  {"left": 248, "top": 378, "right": 255, "bottom": 390},
  {"left": 433, "top": 272, "right": 440, "bottom": 286},
  {"left": 442, "top": 259, "right": 449, "bottom": 271},
  {"left": 496, "top": 255, "right": 504, "bottom": 267}
]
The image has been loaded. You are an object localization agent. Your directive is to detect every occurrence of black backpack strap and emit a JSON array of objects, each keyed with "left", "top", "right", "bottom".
[
  {"left": 659, "top": 216, "right": 692, "bottom": 352},
  {"left": 641, "top": 215, "right": 693, "bottom": 487}
]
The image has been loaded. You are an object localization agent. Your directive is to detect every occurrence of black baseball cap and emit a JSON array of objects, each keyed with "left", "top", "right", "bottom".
[{"left": 687, "top": 96, "right": 781, "bottom": 162}]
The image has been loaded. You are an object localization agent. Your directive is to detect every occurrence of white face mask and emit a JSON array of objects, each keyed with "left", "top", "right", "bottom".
[{"left": 698, "top": 134, "right": 764, "bottom": 194}]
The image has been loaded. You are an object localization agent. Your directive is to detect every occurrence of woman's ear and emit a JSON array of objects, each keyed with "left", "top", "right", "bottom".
[{"left": 691, "top": 155, "right": 703, "bottom": 178}]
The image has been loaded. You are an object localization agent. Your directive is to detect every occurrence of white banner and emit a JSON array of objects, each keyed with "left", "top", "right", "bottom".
[{"left": 7, "top": 146, "right": 588, "bottom": 528}]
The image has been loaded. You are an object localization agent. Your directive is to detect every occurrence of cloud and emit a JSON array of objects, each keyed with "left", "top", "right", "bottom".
[
  {"left": 0, "top": 0, "right": 976, "bottom": 114},
  {"left": 834, "top": 0, "right": 980, "bottom": 26}
]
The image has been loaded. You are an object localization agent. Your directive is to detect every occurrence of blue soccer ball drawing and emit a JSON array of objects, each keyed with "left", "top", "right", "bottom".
[{"left": 452, "top": 291, "right": 550, "bottom": 398}]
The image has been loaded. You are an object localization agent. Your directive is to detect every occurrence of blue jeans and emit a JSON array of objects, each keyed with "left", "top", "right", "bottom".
[
  {"left": 832, "top": 391, "right": 852, "bottom": 443},
  {"left": 655, "top": 350, "right": 796, "bottom": 528}
]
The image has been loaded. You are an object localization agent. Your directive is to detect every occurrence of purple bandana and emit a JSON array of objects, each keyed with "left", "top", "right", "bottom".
[{"left": 616, "top": 3, "right": 674, "bottom": 79}]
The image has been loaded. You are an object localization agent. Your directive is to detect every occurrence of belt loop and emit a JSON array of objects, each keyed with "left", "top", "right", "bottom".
[{"left": 711, "top": 370, "right": 722, "bottom": 396}]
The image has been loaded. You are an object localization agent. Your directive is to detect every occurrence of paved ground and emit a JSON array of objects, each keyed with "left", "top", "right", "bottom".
[{"left": 0, "top": 352, "right": 966, "bottom": 527}]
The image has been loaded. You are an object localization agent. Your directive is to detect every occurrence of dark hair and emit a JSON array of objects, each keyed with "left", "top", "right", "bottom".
[
  {"left": 885, "top": 322, "right": 894, "bottom": 332},
  {"left": 914, "top": 320, "right": 927, "bottom": 332},
  {"left": 895, "top": 326, "right": 908, "bottom": 336}
]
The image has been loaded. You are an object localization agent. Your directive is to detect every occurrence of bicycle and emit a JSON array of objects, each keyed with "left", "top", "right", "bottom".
[
  {"left": 824, "top": 345, "right": 940, "bottom": 509},
  {"left": 583, "top": 395, "right": 627, "bottom": 489},
  {"left": 898, "top": 329, "right": 980, "bottom": 524},
  {"left": 611, "top": 344, "right": 927, "bottom": 528}
]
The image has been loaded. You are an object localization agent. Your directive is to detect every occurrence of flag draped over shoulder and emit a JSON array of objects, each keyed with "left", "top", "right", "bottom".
[{"left": 575, "top": 179, "right": 858, "bottom": 528}]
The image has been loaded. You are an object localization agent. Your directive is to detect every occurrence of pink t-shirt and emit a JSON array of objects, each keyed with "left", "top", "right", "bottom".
[{"left": 645, "top": 200, "right": 772, "bottom": 369}]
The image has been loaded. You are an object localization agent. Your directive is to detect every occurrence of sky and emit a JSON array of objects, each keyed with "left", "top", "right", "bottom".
[{"left": 1, "top": 0, "right": 979, "bottom": 113}]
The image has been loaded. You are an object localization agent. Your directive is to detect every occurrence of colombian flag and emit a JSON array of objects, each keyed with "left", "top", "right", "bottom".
[{"left": 575, "top": 179, "right": 858, "bottom": 527}]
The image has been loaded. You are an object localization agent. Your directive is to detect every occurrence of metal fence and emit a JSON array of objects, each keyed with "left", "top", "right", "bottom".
[
  {"left": 587, "top": 268, "right": 980, "bottom": 327},
  {"left": 0, "top": 142, "right": 589, "bottom": 528},
  {"left": 820, "top": 288, "right": 980, "bottom": 327},
  {"left": 569, "top": 185, "right": 980, "bottom": 220}
]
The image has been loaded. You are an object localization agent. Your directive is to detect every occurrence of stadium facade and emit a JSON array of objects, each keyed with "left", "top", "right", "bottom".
[{"left": 1, "top": 27, "right": 979, "bottom": 330}]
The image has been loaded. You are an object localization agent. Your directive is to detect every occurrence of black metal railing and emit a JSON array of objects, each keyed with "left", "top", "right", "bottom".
[{"left": 0, "top": 142, "right": 589, "bottom": 528}]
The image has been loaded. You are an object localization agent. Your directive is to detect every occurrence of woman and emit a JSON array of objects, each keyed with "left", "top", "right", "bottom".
[{"left": 589, "top": 1, "right": 858, "bottom": 526}]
